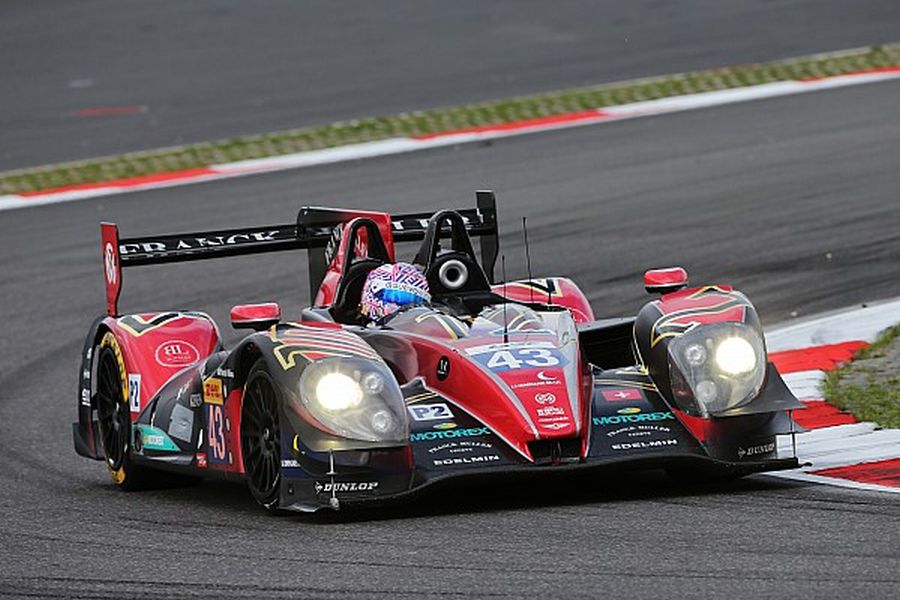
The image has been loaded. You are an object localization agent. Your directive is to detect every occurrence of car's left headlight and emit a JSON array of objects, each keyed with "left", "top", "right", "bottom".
[
  {"left": 668, "top": 322, "right": 766, "bottom": 417},
  {"left": 297, "top": 357, "right": 408, "bottom": 443}
]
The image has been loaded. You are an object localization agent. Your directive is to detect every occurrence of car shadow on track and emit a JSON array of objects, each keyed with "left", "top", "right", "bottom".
[{"left": 129, "top": 467, "right": 802, "bottom": 524}]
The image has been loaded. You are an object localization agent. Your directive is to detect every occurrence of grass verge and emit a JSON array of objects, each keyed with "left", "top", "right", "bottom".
[
  {"left": 2, "top": 43, "right": 900, "bottom": 195},
  {"left": 824, "top": 324, "right": 900, "bottom": 429}
]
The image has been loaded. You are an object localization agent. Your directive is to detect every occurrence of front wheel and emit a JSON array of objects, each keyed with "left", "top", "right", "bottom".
[{"left": 241, "top": 359, "right": 282, "bottom": 510}]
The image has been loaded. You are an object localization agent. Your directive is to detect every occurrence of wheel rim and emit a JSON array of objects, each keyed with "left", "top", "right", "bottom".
[
  {"left": 241, "top": 374, "right": 281, "bottom": 503},
  {"left": 96, "top": 349, "right": 129, "bottom": 470}
]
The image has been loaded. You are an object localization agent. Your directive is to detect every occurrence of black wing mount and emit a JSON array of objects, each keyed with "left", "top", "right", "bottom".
[{"left": 101, "top": 190, "right": 499, "bottom": 316}]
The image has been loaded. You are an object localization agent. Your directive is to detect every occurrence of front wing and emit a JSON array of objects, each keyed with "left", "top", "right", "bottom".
[{"left": 277, "top": 365, "right": 803, "bottom": 512}]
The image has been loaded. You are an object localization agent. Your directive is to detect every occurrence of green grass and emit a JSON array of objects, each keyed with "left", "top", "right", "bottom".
[
  {"left": 2, "top": 43, "right": 900, "bottom": 195},
  {"left": 824, "top": 324, "right": 900, "bottom": 429}
]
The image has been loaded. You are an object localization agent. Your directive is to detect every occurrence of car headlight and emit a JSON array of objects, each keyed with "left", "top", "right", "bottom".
[
  {"left": 668, "top": 322, "right": 766, "bottom": 417},
  {"left": 315, "top": 372, "right": 363, "bottom": 410},
  {"left": 297, "top": 357, "right": 408, "bottom": 443},
  {"left": 715, "top": 336, "right": 758, "bottom": 375}
]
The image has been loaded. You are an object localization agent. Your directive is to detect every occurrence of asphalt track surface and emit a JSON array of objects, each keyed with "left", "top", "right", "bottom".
[
  {"left": 2, "top": 78, "right": 900, "bottom": 598},
  {"left": 3, "top": 0, "right": 900, "bottom": 170}
]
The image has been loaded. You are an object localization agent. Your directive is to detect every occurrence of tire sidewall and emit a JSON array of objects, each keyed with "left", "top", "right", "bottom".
[
  {"left": 97, "top": 332, "right": 132, "bottom": 486},
  {"left": 241, "top": 359, "right": 283, "bottom": 510}
]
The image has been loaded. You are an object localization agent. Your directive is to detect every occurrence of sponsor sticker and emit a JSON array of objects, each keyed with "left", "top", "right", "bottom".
[
  {"left": 411, "top": 427, "right": 490, "bottom": 442},
  {"left": 196, "top": 453, "right": 207, "bottom": 468},
  {"left": 167, "top": 404, "right": 194, "bottom": 443},
  {"left": 436, "top": 356, "right": 451, "bottom": 381},
  {"left": 617, "top": 407, "right": 641, "bottom": 415},
  {"left": 540, "top": 422, "right": 568, "bottom": 431},
  {"left": 119, "top": 230, "right": 282, "bottom": 256},
  {"left": 127, "top": 374, "right": 141, "bottom": 413},
  {"left": 602, "top": 389, "right": 643, "bottom": 402},
  {"left": 203, "top": 378, "right": 225, "bottom": 405},
  {"left": 155, "top": 340, "right": 200, "bottom": 368},
  {"left": 606, "top": 425, "right": 672, "bottom": 438},
  {"left": 136, "top": 424, "right": 179, "bottom": 452},
  {"left": 534, "top": 392, "right": 556, "bottom": 405},
  {"left": 433, "top": 454, "right": 501, "bottom": 467},
  {"left": 509, "top": 369, "right": 563, "bottom": 390},
  {"left": 104, "top": 242, "right": 117, "bottom": 285},
  {"left": 737, "top": 441, "right": 776, "bottom": 460},
  {"left": 408, "top": 403, "right": 453, "bottom": 421},
  {"left": 593, "top": 412, "right": 674, "bottom": 426},
  {"left": 433, "top": 421, "right": 457, "bottom": 430},
  {"left": 427, "top": 440, "right": 493, "bottom": 454},
  {"left": 537, "top": 405, "right": 565, "bottom": 417},
  {"left": 314, "top": 481, "right": 379, "bottom": 494},
  {"left": 611, "top": 439, "right": 678, "bottom": 451}
]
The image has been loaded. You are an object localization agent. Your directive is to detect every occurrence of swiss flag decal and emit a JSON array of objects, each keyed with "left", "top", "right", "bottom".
[{"left": 601, "top": 389, "right": 643, "bottom": 401}]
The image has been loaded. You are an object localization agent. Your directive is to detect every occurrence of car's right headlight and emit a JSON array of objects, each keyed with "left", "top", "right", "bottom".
[
  {"left": 668, "top": 322, "right": 767, "bottom": 417},
  {"left": 297, "top": 357, "right": 408, "bottom": 443}
]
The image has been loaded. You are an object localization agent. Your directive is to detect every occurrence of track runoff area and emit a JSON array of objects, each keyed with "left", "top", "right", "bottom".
[
  {"left": 6, "top": 48, "right": 899, "bottom": 496},
  {"left": 1, "top": 61, "right": 900, "bottom": 210}
]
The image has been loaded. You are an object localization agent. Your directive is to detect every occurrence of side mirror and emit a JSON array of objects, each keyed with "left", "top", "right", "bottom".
[
  {"left": 230, "top": 302, "right": 281, "bottom": 331},
  {"left": 644, "top": 267, "right": 688, "bottom": 295}
]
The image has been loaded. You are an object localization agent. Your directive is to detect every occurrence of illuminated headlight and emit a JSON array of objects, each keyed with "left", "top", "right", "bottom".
[
  {"left": 715, "top": 336, "right": 757, "bottom": 375},
  {"left": 316, "top": 372, "right": 363, "bottom": 410},
  {"left": 297, "top": 357, "right": 408, "bottom": 443},
  {"left": 668, "top": 323, "right": 766, "bottom": 417}
]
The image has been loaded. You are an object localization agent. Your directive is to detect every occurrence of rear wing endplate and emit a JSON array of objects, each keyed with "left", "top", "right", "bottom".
[{"left": 100, "top": 190, "right": 498, "bottom": 316}]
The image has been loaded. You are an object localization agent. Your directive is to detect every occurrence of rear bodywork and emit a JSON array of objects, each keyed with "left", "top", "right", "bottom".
[{"left": 74, "top": 191, "right": 804, "bottom": 511}]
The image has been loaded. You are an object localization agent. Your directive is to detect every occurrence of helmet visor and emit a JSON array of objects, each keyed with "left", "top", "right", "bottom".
[{"left": 376, "top": 287, "right": 427, "bottom": 307}]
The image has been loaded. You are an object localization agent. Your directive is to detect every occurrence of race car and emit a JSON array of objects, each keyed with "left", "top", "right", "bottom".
[{"left": 74, "top": 190, "right": 805, "bottom": 512}]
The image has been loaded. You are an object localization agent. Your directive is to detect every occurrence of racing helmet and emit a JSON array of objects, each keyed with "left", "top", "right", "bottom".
[{"left": 360, "top": 262, "right": 431, "bottom": 321}]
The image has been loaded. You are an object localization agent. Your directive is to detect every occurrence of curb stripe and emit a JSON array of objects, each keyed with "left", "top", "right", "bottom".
[
  {"left": 768, "top": 298, "right": 900, "bottom": 493},
  {"left": 3, "top": 67, "right": 900, "bottom": 212},
  {"left": 413, "top": 109, "right": 610, "bottom": 139},
  {"left": 768, "top": 341, "right": 868, "bottom": 374},
  {"left": 792, "top": 400, "right": 858, "bottom": 430},
  {"left": 810, "top": 457, "right": 900, "bottom": 488}
]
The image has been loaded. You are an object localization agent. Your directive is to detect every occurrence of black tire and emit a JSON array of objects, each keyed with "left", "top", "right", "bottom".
[
  {"left": 240, "top": 359, "right": 282, "bottom": 510},
  {"left": 95, "top": 333, "right": 161, "bottom": 490}
]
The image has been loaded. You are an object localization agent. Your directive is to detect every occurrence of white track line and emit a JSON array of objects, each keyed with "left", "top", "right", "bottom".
[{"left": 766, "top": 297, "right": 900, "bottom": 351}]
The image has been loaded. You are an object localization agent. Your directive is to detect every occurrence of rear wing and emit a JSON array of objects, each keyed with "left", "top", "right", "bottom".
[{"left": 100, "top": 190, "right": 499, "bottom": 316}]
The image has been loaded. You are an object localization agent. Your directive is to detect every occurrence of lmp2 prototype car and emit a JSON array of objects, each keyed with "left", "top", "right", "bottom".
[{"left": 74, "top": 191, "right": 804, "bottom": 512}]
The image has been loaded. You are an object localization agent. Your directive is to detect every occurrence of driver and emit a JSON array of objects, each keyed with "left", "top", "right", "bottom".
[{"left": 360, "top": 262, "right": 432, "bottom": 323}]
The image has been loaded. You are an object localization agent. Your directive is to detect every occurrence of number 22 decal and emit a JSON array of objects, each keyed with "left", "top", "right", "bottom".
[{"left": 206, "top": 404, "right": 228, "bottom": 463}]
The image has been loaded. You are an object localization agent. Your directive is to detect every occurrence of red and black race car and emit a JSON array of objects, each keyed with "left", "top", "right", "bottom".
[{"left": 74, "top": 191, "right": 804, "bottom": 512}]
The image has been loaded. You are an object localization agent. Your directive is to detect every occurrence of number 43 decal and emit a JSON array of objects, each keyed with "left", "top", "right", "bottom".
[
  {"left": 477, "top": 347, "right": 566, "bottom": 372},
  {"left": 206, "top": 404, "right": 229, "bottom": 464}
]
